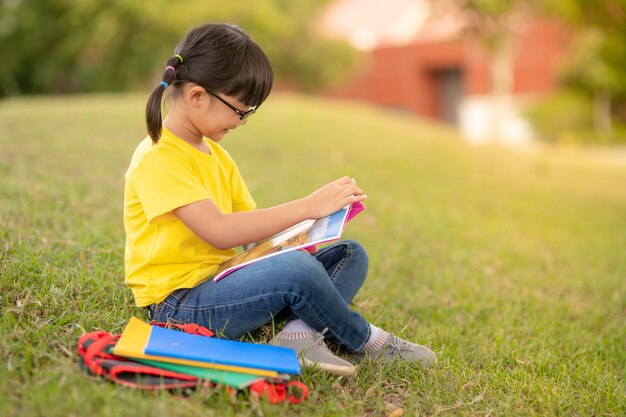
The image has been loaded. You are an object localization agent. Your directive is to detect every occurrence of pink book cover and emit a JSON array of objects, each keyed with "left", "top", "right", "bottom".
[{"left": 213, "top": 202, "right": 365, "bottom": 282}]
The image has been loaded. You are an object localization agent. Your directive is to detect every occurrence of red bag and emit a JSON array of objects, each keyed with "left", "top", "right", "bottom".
[
  {"left": 78, "top": 331, "right": 199, "bottom": 390},
  {"left": 77, "top": 322, "right": 308, "bottom": 404}
]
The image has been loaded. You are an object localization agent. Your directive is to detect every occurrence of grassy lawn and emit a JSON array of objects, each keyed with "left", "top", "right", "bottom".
[{"left": 0, "top": 93, "right": 624, "bottom": 416}]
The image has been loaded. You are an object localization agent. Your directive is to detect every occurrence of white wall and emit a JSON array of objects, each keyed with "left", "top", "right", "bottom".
[{"left": 458, "top": 95, "right": 535, "bottom": 145}]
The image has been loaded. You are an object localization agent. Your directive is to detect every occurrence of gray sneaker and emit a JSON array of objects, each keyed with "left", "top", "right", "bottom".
[
  {"left": 271, "top": 331, "right": 357, "bottom": 377},
  {"left": 352, "top": 333, "right": 437, "bottom": 368}
]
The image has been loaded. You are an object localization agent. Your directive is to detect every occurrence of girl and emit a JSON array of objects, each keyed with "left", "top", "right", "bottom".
[{"left": 124, "top": 23, "right": 436, "bottom": 376}]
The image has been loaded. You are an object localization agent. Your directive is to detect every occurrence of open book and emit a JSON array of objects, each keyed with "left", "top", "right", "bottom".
[{"left": 213, "top": 201, "right": 365, "bottom": 282}]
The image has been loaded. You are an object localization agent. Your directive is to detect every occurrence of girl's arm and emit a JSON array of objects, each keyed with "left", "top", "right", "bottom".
[{"left": 173, "top": 176, "right": 367, "bottom": 250}]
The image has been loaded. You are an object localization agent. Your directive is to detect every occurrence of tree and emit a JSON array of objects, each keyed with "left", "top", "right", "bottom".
[
  {"left": 0, "top": 0, "right": 358, "bottom": 97},
  {"left": 545, "top": 0, "right": 626, "bottom": 136},
  {"left": 0, "top": 0, "right": 179, "bottom": 96},
  {"left": 443, "top": 0, "right": 537, "bottom": 142},
  {"left": 197, "top": 1, "right": 360, "bottom": 91}
]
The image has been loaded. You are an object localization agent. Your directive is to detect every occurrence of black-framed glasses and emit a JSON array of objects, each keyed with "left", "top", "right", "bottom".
[{"left": 204, "top": 88, "right": 257, "bottom": 120}]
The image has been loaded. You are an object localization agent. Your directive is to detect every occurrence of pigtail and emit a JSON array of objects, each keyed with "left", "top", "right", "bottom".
[{"left": 145, "top": 54, "right": 185, "bottom": 143}]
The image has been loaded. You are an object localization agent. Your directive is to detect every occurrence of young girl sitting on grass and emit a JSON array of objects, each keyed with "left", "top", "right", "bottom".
[{"left": 124, "top": 23, "right": 436, "bottom": 376}]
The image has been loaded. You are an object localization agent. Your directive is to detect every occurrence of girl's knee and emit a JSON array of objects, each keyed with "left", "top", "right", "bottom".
[{"left": 344, "top": 240, "right": 369, "bottom": 267}]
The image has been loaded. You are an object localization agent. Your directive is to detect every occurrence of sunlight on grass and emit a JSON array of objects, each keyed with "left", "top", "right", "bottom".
[{"left": 1, "top": 93, "right": 624, "bottom": 416}]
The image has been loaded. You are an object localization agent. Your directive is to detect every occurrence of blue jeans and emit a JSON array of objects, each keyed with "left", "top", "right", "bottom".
[{"left": 148, "top": 240, "right": 371, "bottom": 352}]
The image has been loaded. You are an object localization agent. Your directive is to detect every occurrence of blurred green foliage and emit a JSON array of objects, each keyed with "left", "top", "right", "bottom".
[
  {"left": 548, "top": 0, "right": 626, "bottom": 97},
  {"left": 540, "top": 0, "right": 626, "bottom": 143},
  {"left": 525, "top": 90, "right": 626, "bottom": 144},
  {"left": 0, "top": 0, "right": 359, "bottom": 97},
  {"left": 454, "top": 0, "right": 626, "bottom": 143}
]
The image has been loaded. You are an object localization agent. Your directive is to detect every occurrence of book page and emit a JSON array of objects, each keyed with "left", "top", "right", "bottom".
[{"left": 213, "top": 203, "right": 363, "bottom": 282}]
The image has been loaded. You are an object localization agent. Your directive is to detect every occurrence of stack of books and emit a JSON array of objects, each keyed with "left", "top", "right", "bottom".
[{"left": 113, "top": 317, "right": 301, "bottom": 389}]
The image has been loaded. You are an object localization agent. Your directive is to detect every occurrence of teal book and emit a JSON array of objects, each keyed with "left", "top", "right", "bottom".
[
  {"left": 134, "top": 358, "right": 263, "bottom": 389},
  {"left": 144, "top": 324, "right": 301, "bottom": 375}
]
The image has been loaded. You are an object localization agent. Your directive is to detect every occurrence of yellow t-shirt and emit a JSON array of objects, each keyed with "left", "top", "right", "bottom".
[{"left": 123, "top": 128, "right": 256, "bottom": 307}]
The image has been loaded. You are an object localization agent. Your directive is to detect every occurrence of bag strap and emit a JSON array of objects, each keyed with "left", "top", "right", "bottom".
[
  {"left": 150, "top": 321, "right": 214, "bottom": 337},
  {"left": 78, "top": 330, "right": 202, "bottom": 389},
  {"left": 102, "top": 360, "right": 199, "bottom": 390},
  {"left": 80, "top": 332, "right": 117, "bottom": 376},
  {"left": 248, "top": 380, "right": 309, "bottom": 404}
]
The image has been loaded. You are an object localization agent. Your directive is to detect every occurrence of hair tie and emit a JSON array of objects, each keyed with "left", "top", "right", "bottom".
[
  {"left": 160, "top": 81, "right": 169, "bottom": 88},
  {"left": 175, "top": 54, "right": 184, "bottom": 64},
  {"left": 165, "top": 65, "right": 176, "bottom": 72}
]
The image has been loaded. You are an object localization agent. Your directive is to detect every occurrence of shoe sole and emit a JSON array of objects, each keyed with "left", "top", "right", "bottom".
[{"left": 301, "top": 358, "right": 357, "bottom": 377}]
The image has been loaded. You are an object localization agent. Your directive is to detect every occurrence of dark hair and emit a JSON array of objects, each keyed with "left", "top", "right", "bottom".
[{"left": 146, "top": 23, "right": 274, "bottom": 142}]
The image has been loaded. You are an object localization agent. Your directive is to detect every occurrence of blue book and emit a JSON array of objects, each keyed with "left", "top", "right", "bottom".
[
  {"left": 114, "top": 317, "right": 282, "bottom": 377},
  {"left": 144, "top": 324, "right": 301, "bottom": 375}
]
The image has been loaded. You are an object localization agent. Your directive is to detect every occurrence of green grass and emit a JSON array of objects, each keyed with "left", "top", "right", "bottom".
[{"left": 1, "top": 92, "right": 624, "bottom": 416}]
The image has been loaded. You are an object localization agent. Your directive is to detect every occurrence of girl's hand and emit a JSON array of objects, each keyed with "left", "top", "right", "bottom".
[{"left": 304, "top": 177, "right": 367, "bottom": 219}]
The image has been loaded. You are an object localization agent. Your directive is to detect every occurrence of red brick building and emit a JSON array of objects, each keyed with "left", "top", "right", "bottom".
[{"left": 320, "top": 0, "right": 573, "bottom": 143}]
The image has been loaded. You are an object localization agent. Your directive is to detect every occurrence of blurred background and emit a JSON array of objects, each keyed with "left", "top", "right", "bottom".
[
  {"left": 1, "top": 3, "right": 625, "bottom": 415},
  {"left": 1, "top": 0, "right": 625, "bottom": 145}
]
